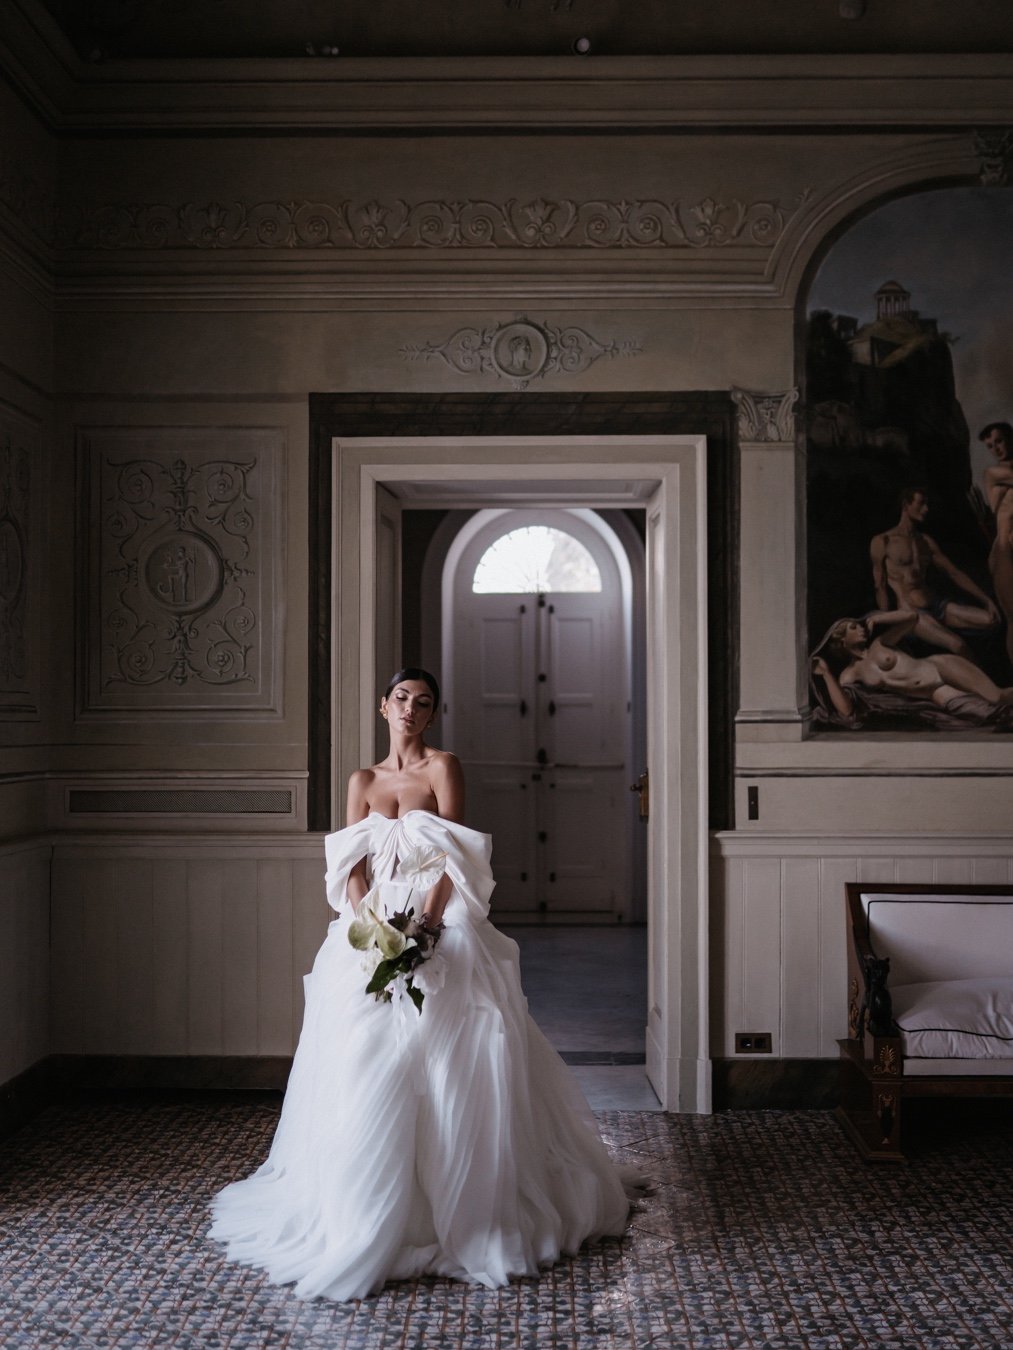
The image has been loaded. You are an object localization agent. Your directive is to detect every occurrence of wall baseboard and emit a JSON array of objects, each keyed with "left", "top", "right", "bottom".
[
  {"left": 712, "top": 1058, "right": 839, "bottom": 1110},
  {"left": 48, "top": 1055, "right": 293, "bottom": 1094},
  {"left": 0, "top": 1058, "right": 57, "bottom": 1136},
  {"left": 0, "top": 1056, "right": 293, "bottom": 1134},
  {"left": 3, "top": 1054, "right": 839, "bottom": 1135}
]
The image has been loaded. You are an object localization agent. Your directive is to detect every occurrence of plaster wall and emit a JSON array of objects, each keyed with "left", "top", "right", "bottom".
[
  {"left": 0, "top": 78, "right": 53, "bottom": 1083},
  {"left": 3, "top": 46, "right": 1012, "bottom": 1085},
  {"left": 0, "top": 843, "right": 50, "bottom": 1083}
]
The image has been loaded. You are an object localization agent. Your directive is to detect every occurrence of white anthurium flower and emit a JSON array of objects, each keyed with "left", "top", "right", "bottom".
[
  {"left": 346, "top": 903, "right": 408, "bottom": 960},
  {"left": 397, "top": 845, "right": 448, "bottom": 891}
]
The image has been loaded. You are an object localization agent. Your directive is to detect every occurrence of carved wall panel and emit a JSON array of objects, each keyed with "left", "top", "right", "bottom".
[
  {"left": 79, "top": 427, "right": 283, "bottom": 717},
  {"left": 0, "top": 420, "right": 39, "bottom": 719}
]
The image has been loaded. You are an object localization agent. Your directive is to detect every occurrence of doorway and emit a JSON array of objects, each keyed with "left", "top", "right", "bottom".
[
  {"left": 308, "top": 391, "right": 737, "bottom": 1113},
  {"left": 437, "top": 507, "right": 640, "bottom": 922},
  {"left": 319, "top": 432, "right": 710, "bottom": 1111}
]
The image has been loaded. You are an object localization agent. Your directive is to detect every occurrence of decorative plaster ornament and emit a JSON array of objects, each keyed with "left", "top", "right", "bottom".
[
  {"left": 731, "top": 387, "right": 799, "bottom": 443},
  {"left": 400, "top": 316, "right": 640, "bottom": 389},
  {"left": 56, "top": 193, "right": 807, "bottom": 252},
  {"left": 974, "top": 130, "right": 1013, "bottom": 187}
]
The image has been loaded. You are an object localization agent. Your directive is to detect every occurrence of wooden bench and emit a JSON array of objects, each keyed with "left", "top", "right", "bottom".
[{"left": 837, "top": 883, "right": 1013, "bottom": 1161}]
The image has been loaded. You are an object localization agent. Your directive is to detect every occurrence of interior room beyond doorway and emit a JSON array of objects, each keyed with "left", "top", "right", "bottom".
[{"left": 407, "top": 504, "right": 647, "bottom": 926}]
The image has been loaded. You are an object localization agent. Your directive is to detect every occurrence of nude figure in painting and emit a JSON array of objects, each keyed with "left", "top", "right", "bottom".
[{"left": 979, "top": 422, "right": 1013, "bottom": 668}]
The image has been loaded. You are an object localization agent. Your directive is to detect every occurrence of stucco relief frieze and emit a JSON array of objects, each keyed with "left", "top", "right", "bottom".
[
  {"left": 81, "top": 429, "right": 281, "bottom": 716},
  {"left": 0, "top": 161, "right": 56, "bottom": 246},
  {"left": 400, "top": 316, "right": 640, "bottom": 388},
  {"left": 57, "top": 193, "right": 808, "bottom": 252},
  {"left": 0, "top": 433, "right": 30, "bottom": 702},
  {"left": 731, "top": 387, "right": 799, "bottom": 443}
]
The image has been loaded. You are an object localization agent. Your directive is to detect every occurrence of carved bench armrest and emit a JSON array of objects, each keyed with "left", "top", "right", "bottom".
[{"left": 844, "top": 883, "right": 896, "bottom": 1040}]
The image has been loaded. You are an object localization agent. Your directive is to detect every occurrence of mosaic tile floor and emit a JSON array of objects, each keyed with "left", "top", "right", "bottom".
[{"left": 1, "top": 1096, "right": 1011, "bottom": 1349}]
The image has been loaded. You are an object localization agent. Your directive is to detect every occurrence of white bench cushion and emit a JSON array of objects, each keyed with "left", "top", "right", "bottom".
[
  {"left": 893, "top": 977, "right": 1013, "bottom": 1060},
  {"left": 861, "top": 893, "right": 1013, "bottom": 986}
]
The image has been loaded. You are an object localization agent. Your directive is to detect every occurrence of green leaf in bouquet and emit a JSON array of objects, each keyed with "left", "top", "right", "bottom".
[
  {"left": 406, "top": 982, "right": 424, "bottom": 1014},
  {"left": 365, "top": 956, "right": 399, "bottom": 995}
]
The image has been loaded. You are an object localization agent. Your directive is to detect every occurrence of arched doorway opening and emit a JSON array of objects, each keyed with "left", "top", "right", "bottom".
[{"left": 431, "top": 507, "right": 644, "bottom": 924}]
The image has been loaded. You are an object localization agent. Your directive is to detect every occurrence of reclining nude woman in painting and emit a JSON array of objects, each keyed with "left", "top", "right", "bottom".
[
  {"left": 209, "top": 668, "right": 640, "bottom": 1301},
  {"left": 811, "top": 609, "right": 1013, "bottom": 730}
]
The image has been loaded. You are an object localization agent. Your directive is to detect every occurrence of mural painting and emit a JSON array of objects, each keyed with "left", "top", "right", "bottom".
[{"left": 806, "top": 186, "right": 1013, "bottom": 732}]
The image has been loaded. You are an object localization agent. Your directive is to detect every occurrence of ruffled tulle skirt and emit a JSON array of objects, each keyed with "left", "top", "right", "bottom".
[{"left": 209, "top": 887, "right": 632, "bottom": 1301}]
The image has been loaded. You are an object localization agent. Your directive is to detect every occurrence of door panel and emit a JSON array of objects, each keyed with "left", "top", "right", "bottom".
[
  {"left": 456, "top": 598, "right": 535, "bottom": 765},
  {"left": 544, "top": 593, "right": 625, "bottom": 766},
  {"left": 466, "top": 770, "right": 537, "bottom": 913},
  {"left": 543, "top": 769, "right": 622, "bottom": 912},
  {"left": 450, "top": 510, "right": 630, "bottom": 921}
]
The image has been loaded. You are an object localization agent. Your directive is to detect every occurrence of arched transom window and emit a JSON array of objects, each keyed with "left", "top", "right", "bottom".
[{"left": 471, "top": 525, "right": 603, "bottom": 594}]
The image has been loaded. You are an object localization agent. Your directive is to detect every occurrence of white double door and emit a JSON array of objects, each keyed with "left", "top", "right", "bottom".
[{"left": 447, "top": 511, "right": 630, "bottom": 921}]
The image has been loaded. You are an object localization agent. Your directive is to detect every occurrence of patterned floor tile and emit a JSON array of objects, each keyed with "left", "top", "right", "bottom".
[{"left": 1, "top": 1100, "right": 1012, "bottom": 1348}]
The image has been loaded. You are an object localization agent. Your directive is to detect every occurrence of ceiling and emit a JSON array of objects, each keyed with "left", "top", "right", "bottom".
[{"left": 37, "top": 0, "right": 1013, "bottom": 63}]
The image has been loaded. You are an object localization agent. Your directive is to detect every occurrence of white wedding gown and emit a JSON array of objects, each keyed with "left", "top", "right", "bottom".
[{"left": 209, "top": 810, "right": 634, "bottom": 1301}]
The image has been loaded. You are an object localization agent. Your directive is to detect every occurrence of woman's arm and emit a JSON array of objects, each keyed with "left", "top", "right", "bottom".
[
  {"left": 811, "top": 656, "right": 856, "bottom": 720},
  {"left": 431, "top": 752, "right": 465, "bottom": 824},
  {"left": 866, "top": 609, "right": 919, "bottom": 645},
  {"left": 345, "top": 770, "right": 372, "bottom": 910},
  {"left": 419, "top": 753, "right": 465, "bottom": 928}
]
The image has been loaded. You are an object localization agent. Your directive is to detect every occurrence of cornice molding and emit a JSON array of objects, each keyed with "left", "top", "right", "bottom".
[{"left": 2, "top": 3, "right": 1013, "bottom": 133}]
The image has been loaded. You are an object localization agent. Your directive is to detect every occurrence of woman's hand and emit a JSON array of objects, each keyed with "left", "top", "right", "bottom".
[{"left": 420, "top": 871, "right": 453, "bottom": 930}]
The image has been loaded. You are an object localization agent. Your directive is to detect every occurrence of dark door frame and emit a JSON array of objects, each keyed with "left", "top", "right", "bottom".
[{"left": 308, "top": 391, "right": 738, "bottom": 832}]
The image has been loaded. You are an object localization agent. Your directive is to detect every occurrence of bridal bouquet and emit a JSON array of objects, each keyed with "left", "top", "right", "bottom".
[{"left": 346, "top": 845, "right": 448, "bottom": 1013}]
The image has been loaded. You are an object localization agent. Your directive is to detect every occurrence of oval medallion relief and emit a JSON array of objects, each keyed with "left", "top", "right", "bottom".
[{"left": 141, "top": 531, "right": 224, "bottom": 615}]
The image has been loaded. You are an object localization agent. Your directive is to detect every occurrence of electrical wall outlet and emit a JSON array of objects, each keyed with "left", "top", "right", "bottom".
[{"left": 734, "top": 1032, "right": 772, "bottom": 1054}]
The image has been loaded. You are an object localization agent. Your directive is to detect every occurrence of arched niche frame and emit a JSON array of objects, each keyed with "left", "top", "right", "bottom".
[{"left": 790, "top": 138, "right": 1013, "bottom": 743}]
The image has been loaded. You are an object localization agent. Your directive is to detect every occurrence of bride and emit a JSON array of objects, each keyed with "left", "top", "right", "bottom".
[{"left": 209, "top": 668, "right": 635, "bottom": 1301}]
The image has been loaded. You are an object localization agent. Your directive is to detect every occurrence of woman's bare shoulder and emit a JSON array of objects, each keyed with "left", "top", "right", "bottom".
[
  {"left": 346, "top": 766, "right": 380, "bottom": 824},
  {"left": 427, "top": 748, "right": 462, "bottom": 775}
]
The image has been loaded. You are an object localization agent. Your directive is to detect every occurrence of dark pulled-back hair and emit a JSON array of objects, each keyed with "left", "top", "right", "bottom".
[
  {"left": 384, "top": 667, "right": 441, "bottom": 707},
  {"left": 979, "top": 421, "right": 1013, "bottom": 444}
]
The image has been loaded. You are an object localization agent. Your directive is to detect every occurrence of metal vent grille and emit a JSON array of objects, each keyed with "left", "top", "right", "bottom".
[{"left": 68, "top": 790, "right": 293, "bottom": 815}]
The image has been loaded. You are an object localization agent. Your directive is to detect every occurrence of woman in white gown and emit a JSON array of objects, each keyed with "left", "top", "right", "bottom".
[{"left": 209, "top": 668, "right": 634, "bottom": 1301}]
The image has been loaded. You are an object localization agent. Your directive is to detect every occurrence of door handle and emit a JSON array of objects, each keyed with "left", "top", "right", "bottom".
[
  {"left": 630, "top": 768, "right": 649, "bottom": 822},
  {"left": 519, "top": 699, "right": 527, "bottom": 717}
]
